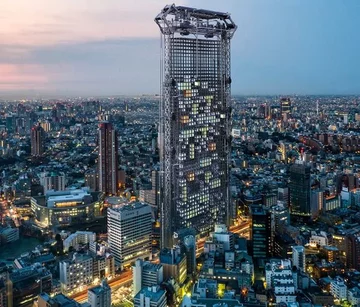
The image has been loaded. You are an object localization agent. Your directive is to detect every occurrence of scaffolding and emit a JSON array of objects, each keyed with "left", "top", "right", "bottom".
[{"left": 155, "top": 4, "right": 237, "bottom": 248}]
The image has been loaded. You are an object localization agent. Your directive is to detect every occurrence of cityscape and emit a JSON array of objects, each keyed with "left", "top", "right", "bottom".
[{"left": 0, "top": 1, "right": 360, "bottom": 307}]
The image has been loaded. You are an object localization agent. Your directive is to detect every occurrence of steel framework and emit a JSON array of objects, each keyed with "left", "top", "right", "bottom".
[{"left": 155, "top": 4, "right": 237, "bottom": 248}]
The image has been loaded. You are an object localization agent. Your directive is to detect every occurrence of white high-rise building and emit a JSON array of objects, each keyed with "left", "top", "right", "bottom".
[
  {"left": 292, "top": 245, "right": 305, "bottom": 272},
  {"left": 88, "top": 279, "right": 111, "bottom": 307},
  {"left": 107, "top": 202, "right": 152, "bottom": 270}
]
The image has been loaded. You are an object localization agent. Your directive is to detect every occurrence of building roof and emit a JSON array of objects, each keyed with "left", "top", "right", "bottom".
[
  {"left": 39, "top": 293, "right": 83, "bottom": 307},
  {"left": 134, "top": 286, "right": 165, "bottom": 302}
]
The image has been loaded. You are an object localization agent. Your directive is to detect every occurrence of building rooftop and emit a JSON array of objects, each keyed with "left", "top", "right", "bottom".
[
  {"left": 143, "top": 262, "right": 163, "bottom": 272},
  {"left": 134, "top": 286, "right": 165, "bottom": 302},
  {"left": 109, "top": 201, "right": 149, "bottom": 212},
  {"left": 61, "top": 253, "right": 93, "bottom": 265},
  {"left": 47, "top": 190, "right": 89, "bottom": 203},
  {"left": 88, "top": 280, "right": 110, "bottom": 295},
  {"left": 39, "top": 293, "right": 83, "bottom": 307}
]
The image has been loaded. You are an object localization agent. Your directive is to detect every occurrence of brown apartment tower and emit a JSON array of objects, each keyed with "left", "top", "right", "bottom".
[
  {"left": 98, "top": 122, "right": 119, "bottom": 195},
  {"left": 31, "top": 124, "right": 45, "bottom": 156}
]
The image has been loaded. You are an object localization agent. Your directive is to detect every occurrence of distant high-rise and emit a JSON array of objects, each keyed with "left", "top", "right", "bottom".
[
  {"left": 155, "top": 4, "right": 237, "bottom": 248},
  {"left": 280, "top": 97, "right": 292, "bottom": 116},
  {"left": 31, "top": 124, "right": 45, "bottom": 156},
  {"left": 39, "top": 171, "right": 66, "bottom": 194},
  {"left": 98, "top": 122, "right": 118, "bottom": 195},
  {"left": 289, "top": 163, "right": 311, "bottom": 216},
  {"left": 250, "top": 205, "right": 273, "bottom": 260}
]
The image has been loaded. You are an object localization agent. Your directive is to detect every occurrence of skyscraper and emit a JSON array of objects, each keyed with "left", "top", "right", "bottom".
[
  {"left": 98, "top": 122, "right": 118, "bottom": 195},
  {"left": 250, "top": 205, "right": 273, "bottom": 260},
  {"left": 289, "top": 163, "right": 311, "bottom": 216},
  {"left": 280, "top": 97, "right": 292, "bottom": 117},
  {"left": 31, "top": 124, "right": 45, "bottom": 156},
  {"left": 155, "top": 5, "right": 237, "bottom": 248}
]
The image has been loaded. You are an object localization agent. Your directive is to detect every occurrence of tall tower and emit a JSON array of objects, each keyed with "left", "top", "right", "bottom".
[
  {"left": 289, "top": 163, "right": 311, "bottom": 217},
  {"left": 155, "top": 5, "right": 237, "bottom": 248},
  {"left": 98, "top": 122, "right": 119, "bottom": 195},
  {"left": 280, "top": 97, "right": 292, "bottom": 117},
  {"left": 31, "top": 124, "right": 45, "bottom": 156},
  {"left": 250, "top": 205, "right": 274, "bottom": 260}
]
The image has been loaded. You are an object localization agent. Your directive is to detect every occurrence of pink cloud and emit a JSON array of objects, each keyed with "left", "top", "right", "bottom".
[{"left": 0, "top": 64, "right": 49, "bottom": 90}]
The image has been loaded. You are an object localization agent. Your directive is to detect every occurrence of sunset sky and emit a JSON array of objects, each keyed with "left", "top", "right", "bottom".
[{"left": 1, "top": 0, "right": 359, "bottom": 97}]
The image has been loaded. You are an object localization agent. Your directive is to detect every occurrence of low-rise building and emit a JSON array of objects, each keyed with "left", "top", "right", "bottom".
[
  {"left": 133, "top": 259, "right": 163, "bottom": 296},
  {"left": 38, "top": 293, "right": 88, "bottom": 307},
  {"left": 265, "top": 259, "right": 297, "bottom": 304},
  {"left": 134, "top": 286, "right": 167, "bottom": 307},
  {"left": 31, "top": 188, "right": 101, "bottom": 227},
  {"left": 92, "top": 253, "right": 115, "bottom": 280},
  {"left": 63, "top": 231, "right": 96, "bottom": 252},
  {"left": 0, "top": 226, "right": 19, "bottom": 244},
  {"left": 160, "top": 246, "right": 187, "bottom": 285},
  {"left": 88, "top": 279, "right": 111, "bottom": 307},
  {"left": 9, "top": 264, "right": 52, "bottom": 307},
  {"left": 330, "top": 276, "right": 347, "bottom": 300},
  {"left": 59, "top": 253, "right": 93, "bottom": 293},
  {"left": 309, "top": 231, "right": 329, "bottom": 247},
  {"left": 348, "top": 286, "right": 360, "bottom": 306}
]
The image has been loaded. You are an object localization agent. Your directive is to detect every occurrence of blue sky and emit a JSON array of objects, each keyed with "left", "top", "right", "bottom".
[{"left": 0, "top": 0, "right": 359, "bottom": 96}]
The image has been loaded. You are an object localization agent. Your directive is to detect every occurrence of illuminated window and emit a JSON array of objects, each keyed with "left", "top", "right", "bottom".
[
  {"left": 180, "top": 115, "right": 189, "bottom": 124},
  {"left": 208, "top": 143, "right": 216, "bottom": 151},
  {"left": 187, "top": 172, "right": 195, "bottom": 181}
]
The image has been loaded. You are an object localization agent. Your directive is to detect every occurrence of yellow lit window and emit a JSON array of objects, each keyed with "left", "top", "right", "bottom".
[
  {"left": 180, "top": 115, "right": 189, "bottom": 124},
  {"left": 208, "top": 143, "right": 216, "bottom": 151},
  {"left": 187, "top": 172, "right": 195, "bottom": 181}
]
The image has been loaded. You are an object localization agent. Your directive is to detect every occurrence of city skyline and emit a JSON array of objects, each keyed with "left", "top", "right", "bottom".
[{"left": 1, "top": 0, "right": 360, "bottom": 97}]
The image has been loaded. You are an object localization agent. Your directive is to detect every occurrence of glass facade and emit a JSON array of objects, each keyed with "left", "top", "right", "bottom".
[
  {"left": 155, "top": 5, "right": 237, "bottom": 247},
  {"left": 289, "top": 164, "right": 311, "bottom": 216},
  {"left": 250, "top": 205, "right": 273, "bottom": 260}
]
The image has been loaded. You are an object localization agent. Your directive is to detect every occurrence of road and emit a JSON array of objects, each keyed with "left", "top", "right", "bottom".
[
  {"left": 71, "top": 270, "right": 133, "bottom": 303},
  {"left": 72, "top": 222, "right": 250, "bottom": 302}
]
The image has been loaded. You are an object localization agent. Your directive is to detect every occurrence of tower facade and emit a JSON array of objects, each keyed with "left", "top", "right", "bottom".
[
  {"left": 280, "top": 97, "right": 292, "bottom": 116},
  {"left": 98, "top": 122, "right": 119, "bottom": 195},
  {"left": 107, "top": 203, "right": 152, "bottom": 270},
  {"left": 250, "top": 205, "right": 274, "bottom": 260},
  {"left": 289, "top": 163, "right": 311, "bottom": 216},
  {"left": 31, "top": 124, "right": 45, "bottom": 156},
  {"left": 155, "top": 5, "right": 237, "bottom": 248}
]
